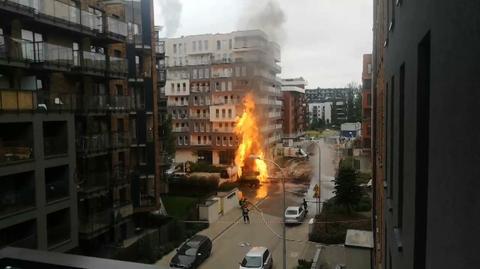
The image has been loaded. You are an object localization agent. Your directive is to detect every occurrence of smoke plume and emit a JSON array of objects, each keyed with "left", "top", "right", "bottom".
[
  {"left": 158, "top": 0, "right": 183, "bottom": 37},
  {"left": 239, "top": 0, "right": 287, "bottom": 44}
]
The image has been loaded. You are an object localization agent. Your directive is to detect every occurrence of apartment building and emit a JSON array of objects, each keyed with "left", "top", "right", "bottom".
[
  {"left": 281, "top": 77, "right": 306, "bottom": 139},
  {"left": 373, "top": 0, "right": 480, "bottom": 268},
  {"left": 0, "top": 0, "right": 162, "bottom": 252},
  {"left": 306, "top": 88, "right": 351, "bottom": 124},
  {"left": 361, "top": 54, "right": 372, "bottom": 150},
  {"left": 163, "top": 30, "right": 282, "bottom": 165}
]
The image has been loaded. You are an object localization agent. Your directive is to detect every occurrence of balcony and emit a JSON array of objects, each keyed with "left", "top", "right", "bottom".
[
  {"left": 0, "top": 219, "right": 37, "bottom": 249},
  {"left": 47, "top": 209, "right": 71, "bottom": 248},
  {"left": 0, "top": 0, "right": 132, "bottom": 43},
  {"left": 78, "top": 171, "right": 109, "bottom": 193},
  {"left": 155, "top": 41, "right": 165, "bottom": 54},
  {"left": 112, "top": 166, "right": 129, "bottom": 185},
  {"left": 111, "top": 132, "right": 129, "bottom": 149},
  {"left": 109, "top": 56, "right": 128, "bottom": 77},
  {"left": 78, "top": 51, "right": 106, "bottom": 74},
  {"left": 0, "top": 122, "right": 33, "bottom": 165},
  {"left": 173, "top": 127, "right": 190, "bottom": 133},
  {"left": 105, "top": 17, "right": 128, "bottom": 40},
  {"left": 113, "top": 202, "right": 133, "bottom": 221},
  {"left": 76, "top": 133, "right": 110, "bottom": 155},
  {"left": 45, "top": 165, "right": 69, "bottom": 203},
  {"left": 0, "top": 172, "right": 35, "bottom": 217},
  {"left": 79, "top": 209, "right": 112, "bottom": 235}
]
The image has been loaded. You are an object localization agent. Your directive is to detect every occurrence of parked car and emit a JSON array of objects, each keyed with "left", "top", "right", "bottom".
[
  {"left": 170, "top": 235, "right": 212, "bottom": 269},
  {"left": 239, "top": 247, "right": 273, "bottom": 269},
  {"left": 284, "top": 206, "right": 307, "bottom": 225}
]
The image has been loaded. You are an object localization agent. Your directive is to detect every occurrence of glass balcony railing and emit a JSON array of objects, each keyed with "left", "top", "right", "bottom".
[
  {"left": 78, "top": 171, "right": 109, "bottom": 193},
  {"left": 106, "top": 17, "right": 127, "bottom": 37},
  {"left": 111, "top": 132, "right": 129, "bottom": 149},
  {"left": 41, "top": 43, "right": 73, "bottom": 66},
  {"left": 82, "top": 51, "right": 106, "bottom": 71},
  {"left": 109, "top": 56, "right": 127, "bottom": 74},
  {"left": 81, "top": 10, "right": 103, "bottom": 33},
  {"left": 79, "top": 209, "right": 112, "bottom": 234},
  {"left": 0, "top": 175, "right": 35, "bottom": 217}
]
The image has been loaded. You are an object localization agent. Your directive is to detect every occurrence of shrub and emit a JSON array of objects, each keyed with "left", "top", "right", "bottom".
[
  {"left": 189, "top": 162, "right": 224, "bottom": 173},
  {"left": 218, "top": 181, "right": 239, "bottom": 191}
]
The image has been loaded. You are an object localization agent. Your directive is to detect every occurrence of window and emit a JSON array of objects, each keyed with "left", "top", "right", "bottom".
[
  {"left": 368, "top": 63, "right": 372, "bottom": 74},
  {"left": 205, "top": 68, "right": 210, "bottom": 78},
  {"left": 199, "top": 69, "right": 204, "bottom": 79},
  {"left": 222, "top": 109, "right": 226, "bottom": 118},
  {"left": 197, "top": 136, "right": 201, "bottom": 144},
  {"left": 224, "top": 96, "right": 228, "bottom": 104},
  {"left": 217, "top": 40, "right": 221, "bottom": 50},
  {"left": 178, "top": 43, "right": 183, "bottom": 54},
  {"left": 219, "top": 123, "right": 223, "bottom": 128},
  {"left": 414, "top": 32, "right": 431, "bottom": 267},
  {"left": 229, "top": 39, "right": 232, "bottom": 49},
  {"left": 193, "top": 69, "right": 198, "bottom": 79},
  {"left": 398, "top": 63, "right": 405, "bottom": 228},
  {"left": 241, "top": 66, "right": 247, "bottom": 76},
  {"left": 192, "top": 41, "right": 196, "bottom": 51},
  {"left": 228, "top": 109, "right": 232, "bottom": 118},
  {"left": 198, "top": 40, "right": 202, "bottom": 50},
  {"left": 235, "top": 66, "right": 241, "bottom": 77},
  {"left": 216, "top": 109, "right": 220, "bottom": 118},
  {"left": 204, "top": 40, "right": 208, "bottom": 50},
  {"left": 173, "top": 44, "right": 177, "bottom": 54}
]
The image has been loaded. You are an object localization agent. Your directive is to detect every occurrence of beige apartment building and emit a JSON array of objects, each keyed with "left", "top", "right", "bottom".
[{"left": 163, "top": 30, "right": 282, "bottom": 165}]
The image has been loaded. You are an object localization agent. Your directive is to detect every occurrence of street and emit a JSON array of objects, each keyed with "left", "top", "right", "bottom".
[{"left": 156, "top": 138, "right": 340, "bottom": 268}]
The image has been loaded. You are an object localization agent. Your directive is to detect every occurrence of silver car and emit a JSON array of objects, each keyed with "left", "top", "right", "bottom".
[{"left": 284, "top": 206, "right": 306, "bottom": 224}]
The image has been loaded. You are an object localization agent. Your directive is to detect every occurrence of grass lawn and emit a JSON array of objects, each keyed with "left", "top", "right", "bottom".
[
  {"left": 310, "top": 211, "right": 372, "bottom": 244},
  {"left": 162, "top": 196, "right": 198, "bottom": 219}
]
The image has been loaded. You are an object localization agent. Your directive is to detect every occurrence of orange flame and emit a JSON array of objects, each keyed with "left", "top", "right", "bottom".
[{"left": 234, "top": 93, "right": 269, "bottom": 182}]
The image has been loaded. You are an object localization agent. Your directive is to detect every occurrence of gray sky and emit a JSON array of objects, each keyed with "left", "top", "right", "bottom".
[{"left": 154, "top": 0, "right": 373, "bottom": 88}]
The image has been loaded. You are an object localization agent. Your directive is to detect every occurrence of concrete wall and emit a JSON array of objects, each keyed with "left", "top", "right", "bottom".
[
  {"left": 174, "top": 149, "right": 197, "bottom": 163},
  {"left": 345, "top": 247, "right": 371, "bottom": 269},
  {"left": 198, "top": 199, "right": 220, "bottom": 223}
]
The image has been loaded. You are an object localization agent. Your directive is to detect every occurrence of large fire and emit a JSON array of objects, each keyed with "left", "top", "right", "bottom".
[{"left": 234, "top": 93, "right": 269, "bottom": 182}]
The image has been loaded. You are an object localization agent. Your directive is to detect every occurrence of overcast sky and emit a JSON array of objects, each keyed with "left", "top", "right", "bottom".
[{"left": 154, "top": 0, "right": 373, "bottom": 88}]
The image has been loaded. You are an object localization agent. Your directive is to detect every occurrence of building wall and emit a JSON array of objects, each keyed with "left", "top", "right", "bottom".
[
  {"left": 375, "top": 1, "right": 480, "bottom": 268},
  {"left": 0, "top": 114, "right": 77, "bottom": 252},
  {"left": 163, "top": 30, "right": 282, "bottom": 164}
]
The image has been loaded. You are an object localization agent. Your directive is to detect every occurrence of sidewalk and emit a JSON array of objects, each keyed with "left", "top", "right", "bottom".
[{"left": 155, "top": 193, "right": 266, "bottom": 267}]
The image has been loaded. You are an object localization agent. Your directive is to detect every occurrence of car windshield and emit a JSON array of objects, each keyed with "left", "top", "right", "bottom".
[
  {"left": 241, "top": 256, "right": 262, "bottom": 268},
  {"left": 286, "top": 209, "right": 298, "bottom": 215},
  {"left": 177, "top": 245, "right": 197, "bottom": 256}
]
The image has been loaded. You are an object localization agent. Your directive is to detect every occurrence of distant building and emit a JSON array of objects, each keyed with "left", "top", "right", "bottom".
[
  {"left": 281, "top": 77, "right": 306, "bottom": 139},
  {"left": 163, "top": 30, "right": 283, "bottom": 164},
  {"left": 361, "top": 54, "right": 372, "bottom": 150},
  {"left": 340, "top": 122, "right": 362, "bottom": 138},
  {"left": 305, "top": 88, "right": 352, "bottom": 125}
]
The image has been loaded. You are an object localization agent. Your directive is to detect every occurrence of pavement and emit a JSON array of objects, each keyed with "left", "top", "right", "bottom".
[{"left": 156, "top": 138, "right": 341, "bottom": 269}]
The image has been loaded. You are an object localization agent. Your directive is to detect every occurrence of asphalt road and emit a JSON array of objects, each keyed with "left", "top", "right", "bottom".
[{"left": 197, "top": 139, "right": 340, "bottom": 269}]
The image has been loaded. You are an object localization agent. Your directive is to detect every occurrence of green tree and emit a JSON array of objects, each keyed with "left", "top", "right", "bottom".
[
  {"left": 333, "top": 164, "right": 364, "bottom": 212},
  {"left": 161, "top": 114, "right": 176, "bottom": 157}
]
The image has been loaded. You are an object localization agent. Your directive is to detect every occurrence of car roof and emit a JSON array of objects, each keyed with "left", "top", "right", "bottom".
[
  {"left": 246, "top": 247, "right": 268, "bottom": 256},
  {"left": 286, "top": 206, "right": 300, "bottom": 211},
  {"left": 189, "top": 235, "right": 209, "bottom": 243}
]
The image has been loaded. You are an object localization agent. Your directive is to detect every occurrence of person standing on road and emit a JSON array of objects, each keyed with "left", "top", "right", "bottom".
[
  {"left": 303, "top": 198, "right": 308, "bottom": 212},
  {"left": 242, "top": 206, "right": 250, "bottom": 224}
]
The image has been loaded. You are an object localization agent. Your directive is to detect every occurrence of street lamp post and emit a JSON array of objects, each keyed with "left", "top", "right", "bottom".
[
  {"left": 249, "top": 155, "right": 287, "bottom": 269},
  {"left": 306, "top": 140, "right": 322, "bottom": 215}
]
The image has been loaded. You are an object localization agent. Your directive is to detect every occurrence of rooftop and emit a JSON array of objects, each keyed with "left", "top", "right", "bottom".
[{"left": 345, "top": 229, "right": 374, "bottom": 249}]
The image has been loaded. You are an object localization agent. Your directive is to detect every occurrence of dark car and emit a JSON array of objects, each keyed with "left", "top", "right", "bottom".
[{"left": 170, "top": 235, "right": 212, "bottom": 269}]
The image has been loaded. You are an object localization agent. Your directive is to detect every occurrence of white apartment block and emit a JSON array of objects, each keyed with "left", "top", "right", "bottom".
[{"left": 162, "top": 30, "right": 282, "bottom": 165}]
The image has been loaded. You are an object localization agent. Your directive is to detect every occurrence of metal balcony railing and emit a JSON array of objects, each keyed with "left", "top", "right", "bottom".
[
  {"left": 155, "top": 41, "right": 165, "bottom": 54},
  {"left": 78, "top": 171, "right": 109, "bottom": 192},
  {"left": 111, "top": 132, "right": 129, "bottom": 149},
  {"left": 76, "top": 133, "right": 110, "bottom": 154},
  {"left": 79, "top": 209, "right": 112, "bottom": 234}
]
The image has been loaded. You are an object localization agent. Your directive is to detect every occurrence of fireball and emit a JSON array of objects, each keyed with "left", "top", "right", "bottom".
[{"left": 234, "top": 93, "right": 269, "bottom": 182}]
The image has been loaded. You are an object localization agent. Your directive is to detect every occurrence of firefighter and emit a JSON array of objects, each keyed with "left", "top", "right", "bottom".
[{"left": 242, "top": 206, "right": 250, "bottom": 224}]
